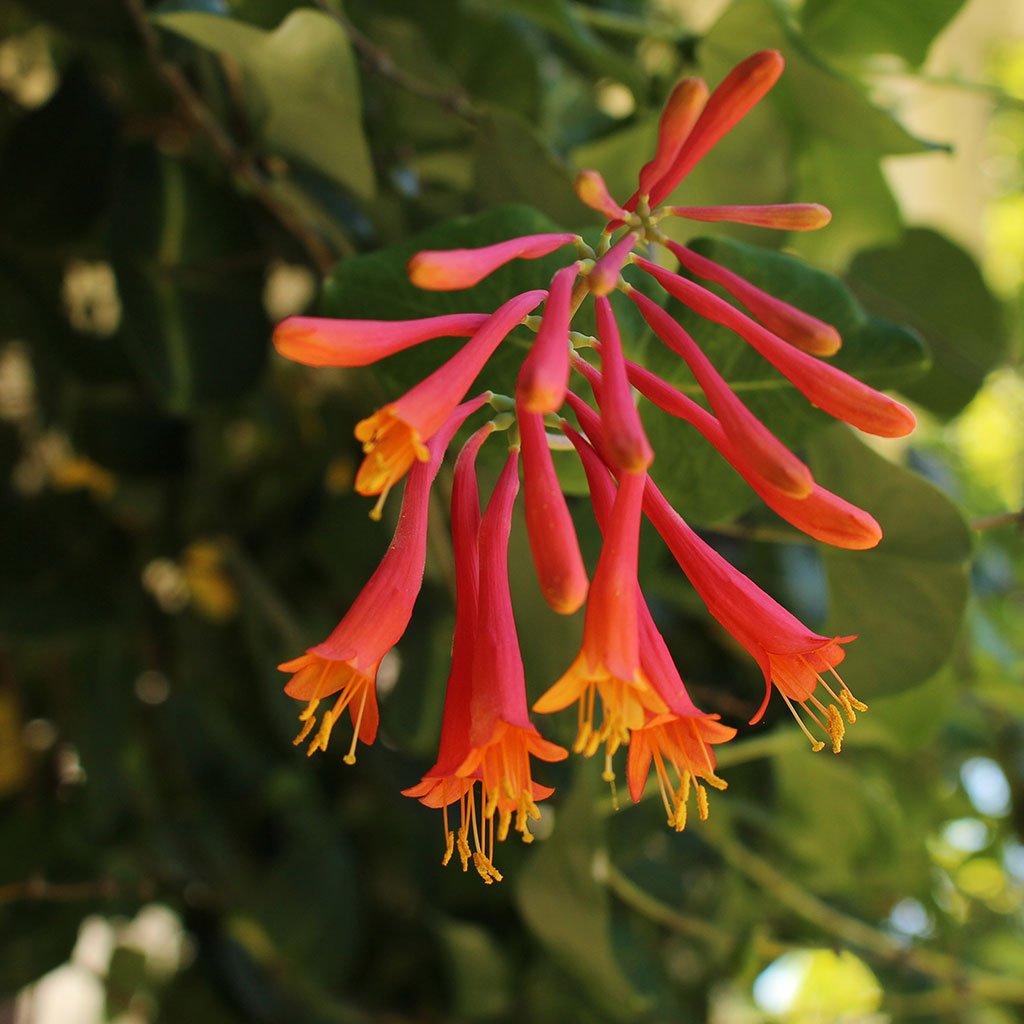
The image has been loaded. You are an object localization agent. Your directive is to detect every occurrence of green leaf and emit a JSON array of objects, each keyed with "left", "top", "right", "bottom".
[
  {"left": 475, "top": 107, "right": 600, "bottom": 229},
  {"left": 790, "top": 139, "right": 903, "bottom": 271},
  {"left": 802, "top": 0, "right": 967, "bottom": 67},
  {"left": 153, "top": 9, "right": 375, "bottom": 196},
  {"left": 436, "top": 918, "right": 512, "bottom": 1020},
  {"left": 517, "top": 767, "right": 647, "bottom": 1021},
  {"left": 108, "top": 149, "right": 268, "bottom": 412},
  {"left": 809, "top": 425, "right": 972, "bottom": 699},
  {"left": 847, "top": 228, "right": 1009, "bottom": 417}
]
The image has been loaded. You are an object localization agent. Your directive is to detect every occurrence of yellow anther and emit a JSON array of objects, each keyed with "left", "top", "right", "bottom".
[
  {"left": 826, "top": 704, "right": 845, "bottom": 754},
  {"left": 696, "top": 782, "right": 709, "bottom": 822},
  {"left": 308, "top": 710, "right": 336, "bottom": 756},
  {"left": 456, "top": 828, "right": 471, "bottom": 872},
  {"left": 442, "top": 830, "right": 455, "bottom": 867},
  {"left": 497, "top": 806, "right": 512, "bottom": 843},
  {"left": 293, "top": 713, "right": 317, "bottom": 746}
]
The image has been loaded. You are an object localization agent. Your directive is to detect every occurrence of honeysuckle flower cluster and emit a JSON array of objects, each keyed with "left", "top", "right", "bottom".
[{"left": 272, "top": 50, "right": 914, "bottom": 883}]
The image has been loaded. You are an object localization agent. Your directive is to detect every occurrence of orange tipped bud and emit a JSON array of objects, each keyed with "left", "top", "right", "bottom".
[
  {"left": 408, "top": 233, "right": 576, "bottom": 290},
  {"left": 588, "top": 233, "right": 637, "bottom": 297},
  {"left": 667, "top": 203, "right": 832, "bottom": 231},
  {"left": 648, "top": 50, "right": 784, "bottom": 206},
  {"left": 575, "top": 170, "right": 630, "bottom": 220},
  {"left": 671, "top": 243, "right": 841, "bottom": 357},
  {"left": 637, "top": 77, "right": 709, "bottom": 199},
  {"left": 518, "top": 264, "right": 578, "bottom": 413}
]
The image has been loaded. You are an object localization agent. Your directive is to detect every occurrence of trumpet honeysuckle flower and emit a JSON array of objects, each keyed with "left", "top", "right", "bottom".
[
  {"left": 272, "top": 312, "right": 490, "bottom": 367},
  {"left": 459, "top": 448, "right": 568, "bottom": 881},
  {"left": 668, "top": 243, "right": 842, "bottom": 357},
  {"left": 518, "top": 403, "right": 589, "bottom": 615},
  {"left": 643, "top": 480, "right": 865, "bottom": 753},
  {"left": 565, "top": 417, "right": 736, "bottom": 826},
  {"left": 517, "top": 263, "right": 578, "bottom": 413},
  {"left": 354, "top": 289, "right": 545, "bottom": 512},
  {"left": 281, "top": 396, "right": 488, "bottom": 765},
  {"left": 274, "top": 48, "right": 914, "bottom": 876},
  {"left": 402, "top": 423, "right": 490, "bottom": 870},
  {"left": 629, "top": 287, "right": 813, "bottom": 497},
  {"left": 533, "top": 467, "right": 665, "bottom": 776},
  {"left": 408, "top": 233, "right": 577, "bottom": 290}
]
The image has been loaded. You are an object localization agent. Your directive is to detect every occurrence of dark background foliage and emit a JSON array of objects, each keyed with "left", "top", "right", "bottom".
[{"left": 0, "top": 0, "right": 1022, "bottom": 1021}]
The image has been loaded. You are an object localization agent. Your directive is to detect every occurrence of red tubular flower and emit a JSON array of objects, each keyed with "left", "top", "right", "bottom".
[
  {"left": 457, "top": 448, "right": 568, "bottom": 882},
  {"left": 517, "top": 263, "right": 579, "bottom": 413},
  {"left": 647, "top": 50, "right": 785, "bottom": 207},
  {"left": 666, "top": 203, "right": 832, "bottom": 231},
  {"left": 402, "top": 423, "right": 492, "bottom": 870},
  {"left": 273, "top": 312, "right": 489, "bottom": 367},
  {"left": 564, "top": 419, "right": 736, "bottom": 827},
  {"left": 636, "top": 77, "right": 709, "bottom": 200},
  {"left": 574, "top": 170, "right": 630, "bottom": 221},
  {"left": 628, "top": 287, "right": 813, "bottom": 497},
  {"left": 281, "top": 396, "right": 488, "bottom": 765},
  {"left": 569, "top": 352, "right": 881, "bottom": 549},
  {"left": 615, "top": 356, "right": 882, "bottom": 550},
  {"left": 565, "top": 394, "right": 866, "bottom": 752},
  {"left": 588, "top": 232, "right": 638, "bottom": 297},
  {"left": 355, "top": 289, "right": 545, "bottom": 511},
  {"left": 643, "top": 480, "right": 866, "bottom": 753},
  {"left": 518, "top": 402, "right": 589, "bottom": 615},
  {"left": 594, "top": 296, "right": 654, "bottom": 473},
  {"left": 408, "top": 233, "right": 577, "bottom": 290},
  {"left": 533, "top": 465, "right": 665, "bottom": 776},
  {"left": 670, "top": 243, "right": 842, "bottom": 357},
  {"left": 636, "top": 255, "right": 916, "bottom": 438}
]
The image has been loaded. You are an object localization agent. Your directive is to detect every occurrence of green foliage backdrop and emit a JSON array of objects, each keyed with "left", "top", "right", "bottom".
[{"left": 0, "top": 0, "right": 1021, "bottom": 1021}]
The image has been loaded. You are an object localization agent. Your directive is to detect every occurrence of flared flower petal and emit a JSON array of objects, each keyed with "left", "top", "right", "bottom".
[
  {"left": 534, "top": 467, "right": 665, "bottom": 774},
  {"left": 454, "top": 447, "right": 568, "bottom": 880},
  {"left": 517, "top": 263, "right": 578, "bottom": 413},
  {"left": 643, "top": 479, "right": 866, "bottom": 752},
  {"left": 518, "top": 403, "right": 588, "bottom": 614},
  {"left": 273, "top": 312, "right": 490, "bottom": 367},
  {"left": 281, "top": 395, "right": 487, "bottom": 764},
  {"left": 409, "top": 233, "right": 577, "bottom": 290},
  {"left": 355, "top": 290, "right": 545, "bottom": 508}
]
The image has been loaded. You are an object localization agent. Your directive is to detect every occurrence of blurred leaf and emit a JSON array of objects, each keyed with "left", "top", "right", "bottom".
[
  {"left": 482, "top": 0, "right": 645, "bottom": 95},
  {"left": 108, "top": 148, "right": 268, "bottom": 412},
  {"left": 847, "top": 228, "right": 1009, "bottom": 417},
  {"left": 801, "top": 0, "right": 966, "bottom": 67},
  {"left": 0, "top": 492, "right": 121, "bottom": 632},
  {"left": 153, "top": 10, "right": 375, "bottom": 196},
  {"left": 475, "top": 107, "right": 599, "bottom": 229},
  {"left": 847, "top": 667, "right": 958, "bottom": 752},
  {"left": 791, "top": 139, "right": 903, "bottom": 270},
  {"left": 704, "top": 0, "right": 942, "bottom": 154},
  {"left": 0, "top": 64, "right": 118, "bottom": 245},
  {"left": 517, "top": 767, "right": 646, "bottom": 1022},
  {"left": 437, "top": 917, "right": 511, "bottom": 1020},
  {"left": 72, "top": 395, "right": 189, "bottom": 476},
  {"left": 809, "top": 425, "right": 971, "bottom": 699}
]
